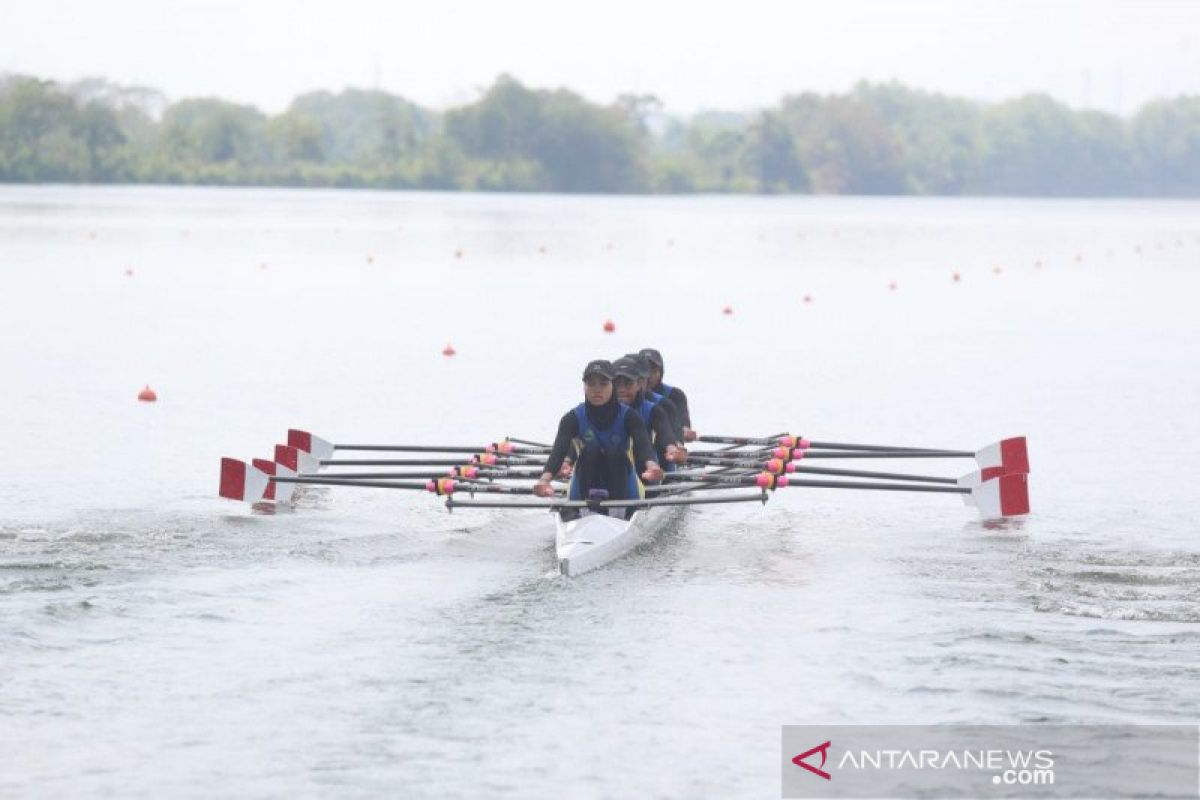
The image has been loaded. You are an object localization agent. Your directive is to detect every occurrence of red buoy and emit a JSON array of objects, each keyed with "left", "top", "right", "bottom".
[
  {"left": 442, "top": 343, "right": 457, "bottom": 357},
  {"left": 722, "top": 305, "right": 733, "bottom": 315},
  {"left": 137, "top": 385, "right": 157, "bottom": 402},
  {"left": 992, "top": 265, "right": 1002, "bottom": 275},
  {"left": 888, "top": 281, "right": 898, "bottom": 291},
  {"left": 603, "top": 319, "right": 615, "bottom": 333},
  {"left": 124, "top": 268, "right": 134, "bottom": 277},
  {"left": 802, "top": 294, "right": 813, "bottom": 304},
  {"left": 952, "top": 271, "right": 961, "bottom": 282}
]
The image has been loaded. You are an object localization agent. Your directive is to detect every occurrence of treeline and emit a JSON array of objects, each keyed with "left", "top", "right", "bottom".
[{"left": 2, "top": 73, "right": 1199, "bottom": 196}]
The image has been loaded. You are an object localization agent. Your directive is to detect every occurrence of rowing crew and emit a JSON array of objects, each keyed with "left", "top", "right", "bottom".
[{"left": 531, "top": 348, "right": 695, "bottom": 513}]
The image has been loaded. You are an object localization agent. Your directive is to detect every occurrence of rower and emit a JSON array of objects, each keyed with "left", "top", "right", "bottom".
[
  {"left": 638, "top": 347, "right": 696, "bottom": 442},
  {"left": 626, "top": 352, "right": 685, "bottom": 445},
  {"left": 533, "top": 360, "right": 664, "bottom": 514},
  {"left": 611, "top": 356, "right": 687, "bottom": 471}
]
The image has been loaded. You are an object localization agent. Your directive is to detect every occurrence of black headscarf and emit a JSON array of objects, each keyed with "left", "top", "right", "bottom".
[{"left": 584, "top": 382, "right": 621, "bottom": 429}]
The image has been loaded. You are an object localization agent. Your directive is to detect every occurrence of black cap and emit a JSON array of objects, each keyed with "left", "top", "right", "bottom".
[
  {"left": 582, "top": 359, "right": 615, "bottom": 380},
  {"left": 623, "top": 352, "right": 651, "bottom": 378},
  {"left": 612, "top": 356, "right": 642, "bottom": 380},
  {"left": 638, "top": 348, "right": 664, "bottom": 369}
]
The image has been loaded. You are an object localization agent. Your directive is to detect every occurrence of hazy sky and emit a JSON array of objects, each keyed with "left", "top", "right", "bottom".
[{"left": 3, "top": 0, "right": 1197, "bottom": 115}]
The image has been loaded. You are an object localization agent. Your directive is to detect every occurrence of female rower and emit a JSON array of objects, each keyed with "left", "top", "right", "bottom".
[
  {"left": 613, "top": 355, "right": 687, "bottom": 470},
  {"left": 638, "top": 347, "right": 696, "bottom": 442},
  {"left": 532, "top": 360, "right": 664, "bottom": 510}
]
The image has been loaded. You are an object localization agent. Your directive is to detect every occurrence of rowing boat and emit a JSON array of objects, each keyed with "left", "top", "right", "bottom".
[
  {"left": 556, "top": 500, "right": 685, "bottom": 577},
  {"left": 218, "top": 429, "right": 1031, "bottom": 576}
]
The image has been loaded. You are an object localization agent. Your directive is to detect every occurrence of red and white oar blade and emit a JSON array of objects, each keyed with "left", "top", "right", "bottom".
[
  {"left": 219, "top": 457, "right": 270, "bottom": 503},
  {"left": 969, "top": 473, "right": 1030, "bottom": 519},
  {"left": 274, "top": 444, "right": 322, "bottom": 474},
  {"left": 956, "top": 466, "right": 1007, "bottom": 490},
  {"left": 252, "top": 458, "right": 298, "bottom": 504},
  {"left": 975, "top": 437, "right": 1029, "bottom": 474},
  {"left": 288, "top": 429, "right": 335, "bottom": 461}
]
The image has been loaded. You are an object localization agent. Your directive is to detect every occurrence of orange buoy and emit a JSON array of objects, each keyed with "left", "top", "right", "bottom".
[
  {"left": 722, "top": 305, "right": 733, "bottom": 315},
  {"left": 992, "top": 265, "right": 1002, "bottom": 275},
  {"left": 137, "top": 385, "right": 157, "bottom": 402},
  {"left": 442, "top": 343, "right": 457, "bottom": 357},
  {"left": 603, "top": 319, "right": 616, "bottom": 333}
]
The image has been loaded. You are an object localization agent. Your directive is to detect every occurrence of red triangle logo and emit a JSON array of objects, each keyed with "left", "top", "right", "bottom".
[{"left": 792, "top": 740, "right": 832, "bottom": 780}]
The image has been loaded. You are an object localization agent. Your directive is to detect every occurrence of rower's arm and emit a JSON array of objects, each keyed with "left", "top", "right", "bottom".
[
  {"left": 541, "top": 412, "right": 580, "bottom": 477},
  {"left": 670, "top": 387, "right": 692, "bottom": 428},
  {"left": 658, "top": 396, "right": 686, "bottom": 443},
  {"left": 624, "top": 411, "right": 658, "bottom": 472},
  {"left": 650, "top": 406, "right": 678, "bottom": 451}
]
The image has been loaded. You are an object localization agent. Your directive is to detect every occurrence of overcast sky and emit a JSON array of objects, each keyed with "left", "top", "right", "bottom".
[{"left": 3, "top": 0, "right": 1197, "bottom": 115}]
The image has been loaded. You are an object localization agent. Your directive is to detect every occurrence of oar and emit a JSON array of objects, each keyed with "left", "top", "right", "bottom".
[
  {"left": 678, "top": 471, "right": 1029, "bottom": 519},
  {"left": 699, "top": 434, "right": 1029, "bottom": 471},
  {"left": 290, "top": 470, "right": 544, "bottom": 482},
  {"left": 288, "top": 429, "right": 547, "bottom": 459},
  {"left": 675, "top": 461, "right": 980, "bottom": 485},
  {"left": 320, "top": 454, "right": 545, "bottom": 467},
  {"left": 271, "top": 476, "right": 555, "bottom": 496},
  {"left": 444, "top": 492, "right": 772, "bottom": 512},
  {"left": 699, "top": 433, "right": 960, "bottom": 452}
]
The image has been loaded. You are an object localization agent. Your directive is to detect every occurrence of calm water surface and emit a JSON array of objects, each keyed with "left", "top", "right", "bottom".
[{"left": 1, "top": 187, "right": 1198, "bottom": 797}]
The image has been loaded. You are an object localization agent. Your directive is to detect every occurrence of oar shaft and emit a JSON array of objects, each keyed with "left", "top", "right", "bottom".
[
  {"left": 273, "top": 476, "right": 549, "bottom": 496},
  {"left": 333, "top": 444, "right": 486, "bottom": 453},
  {"left": 321, "top": 459, "right": 473, "bottom": 466},
  {"left": 332, "top": 443, "right": 548, "bottom": 454},
  {"left": 786, "top": 478, "right": 968, "bottom": 494},
  {"left": 445, "top": 492, "right": 768, "bottom": 511},
  {"left": 273, "top": 477, "right": 430, "bottom": 490},
  {"left": 799, "top": 451, "right": 973, "bottom": 460},
  {"left": 806, "top": 440, "right": 968, "bottom": 455},
  {"left": 786, "top": 465, "right": 957, "bottom": 484},
  {"left": 297, "top": 470, "right": 546, "bottom": 480},
  {"left": 320, "top": 456, "right": 545, "bottom": 467}
]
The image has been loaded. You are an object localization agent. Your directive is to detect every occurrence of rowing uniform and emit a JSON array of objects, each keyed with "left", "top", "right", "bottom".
[
  {"left": 648, "top": 389, "right": 686, "bottom": 444},
  {"left": 654, "top": 382, "right": 691, "bottom": 430},
  {"left": 636, "top": 391, "right": 679, "bottom": 472},
  {"left": 542, "top": 399, "right": 657, "bottom": 509}
]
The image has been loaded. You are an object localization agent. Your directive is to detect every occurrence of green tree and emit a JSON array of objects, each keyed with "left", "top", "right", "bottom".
[{"left": 1132, "top": 97, "right": 1200, "bottom": 195}]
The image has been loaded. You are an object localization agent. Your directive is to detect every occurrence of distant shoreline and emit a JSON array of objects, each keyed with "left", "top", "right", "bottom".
[{"left": 3, "top": 73, "right": 1199, "bottom": 197}]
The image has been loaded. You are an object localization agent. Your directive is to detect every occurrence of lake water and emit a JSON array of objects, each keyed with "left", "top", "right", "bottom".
[{"left": 1, "top": 186, "right": 1198, "bottom": 797}]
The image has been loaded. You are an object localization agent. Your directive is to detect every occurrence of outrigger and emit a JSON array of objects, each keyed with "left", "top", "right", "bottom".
[{"left": 219, "top": 429, "right": 1031, "bottom": 577}]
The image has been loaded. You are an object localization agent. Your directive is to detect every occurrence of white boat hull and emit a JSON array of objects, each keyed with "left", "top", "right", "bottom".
[{"left": 555, "top": 502, "right": 681, "bottom": 577}]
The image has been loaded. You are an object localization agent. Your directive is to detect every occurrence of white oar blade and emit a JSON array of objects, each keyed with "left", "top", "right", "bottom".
[
  {"left": 288, "top": 429, "right": 335, "bottom": 460},
  {"left": 969, "top": 473, "right": 1030, "bottom": 519},
  {"left": 274, "top": 444, "right": 322, "bottom": 474},
  {"left": 975, "top": 436, "right": 1029, "bottom": 474},
  {"left": 252, "top": 458, "right": 297, "bottom": 503},
  {"left": 218, "top": 458, "right": 270, "bottom": 503}
]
